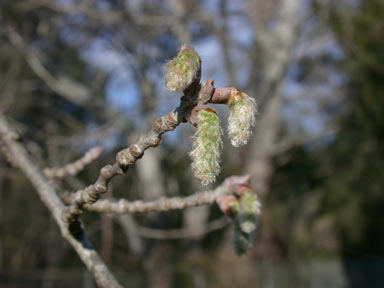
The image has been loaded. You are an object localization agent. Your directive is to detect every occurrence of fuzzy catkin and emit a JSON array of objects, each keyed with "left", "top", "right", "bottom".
[
  {"left": 233, "top": 228, "right": 253, "bottom": 255},
  {"left": 227, "top": 92, "right": 257, "bottom": 147},
  {"left": 164, "top": 45, "right": 201, "bottom": 92},
  {"left": 238, "top": 190, "right": 261, "bottom": 234},
  {"left": 231, "top": 189, "right": 261, "bottom": 255},
  {"left": 190, "top": 109, "right": 223, "bottom": 185}
]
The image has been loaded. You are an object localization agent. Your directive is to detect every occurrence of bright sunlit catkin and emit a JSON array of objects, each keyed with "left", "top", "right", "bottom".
[
  {"left": 227, "top": 92, "right": 257, "bottom": 147},
  {"left": 190, "top": 109, "right": 223, "bottom": 185},
  {"left": 164, "top": 45, "right": 201, "bottom": 92}
]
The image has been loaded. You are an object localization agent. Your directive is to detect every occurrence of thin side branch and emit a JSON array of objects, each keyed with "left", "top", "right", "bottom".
[
  {"left": 5, "top": 27, "right": 91, "bottom": 105},
  {"left": 44, "top": 146, "right": 103, "bottom": 178},
  {"left": 60, "top": 175, "right": 251, "bottom": 214}
]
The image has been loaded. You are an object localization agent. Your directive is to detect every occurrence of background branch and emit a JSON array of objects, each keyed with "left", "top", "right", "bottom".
[
  {"left": 129, "top": 216, "right": 231, "bottom": 240},
  {"left": 44, "top": 146, "right": 103, "bottom": 179}
]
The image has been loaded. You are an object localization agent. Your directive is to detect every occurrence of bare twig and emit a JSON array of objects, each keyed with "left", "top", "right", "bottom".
[
  {"left": 62, "top": 78, "right": 239, "bottom": 229},
  {"left": 44, "top": 146, "right": 103, "bottom": 179},
  {"left": 62, "top": 107, "right": 182, "bottom": 227},
  {"left": 5, "top": 27, "right": 91, "bottom": 105},
  {"left": 60, "top": 175, "right": 251, "bottom": 214},
  {"left": 0, "top": 115, "right": 122, "bottom": 288}
]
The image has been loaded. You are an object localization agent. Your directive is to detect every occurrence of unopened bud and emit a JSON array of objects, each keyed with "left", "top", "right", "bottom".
[{"left": 217, "top": 195, "right": 239, "bottom": 217}]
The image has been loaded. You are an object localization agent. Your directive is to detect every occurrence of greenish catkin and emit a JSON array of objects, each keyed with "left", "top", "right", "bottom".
[
  {"left": 164, "top": 45, "right": 201, "bottom": 92},
  {"left": 232, "top": 190, "right": 261, "bottom": 255},
  {"left": 227, "top": 92, "right": 257, "bottom": 147},
  {"left": 238, "top": 190, "right": 261, "bottom": 234},
  {"left": 233, "top": 227, "right": 254, "bottom": 256},
  {"left": 189, "top": 109, "right": 223, "bottom": 185}
]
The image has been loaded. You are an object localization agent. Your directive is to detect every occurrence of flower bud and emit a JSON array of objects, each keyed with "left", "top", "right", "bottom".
[
  {"left": 227, "top": 92, "right": 257, "bottom": 147},
  {"left": 164, "top": 45, "right": 201, "bottom": 92},
  {"left": 189, "top": 109, "right": 223, "bottom": 185},
  {"left": 217, "top": 195, "right": 239, "bottom": 217}
]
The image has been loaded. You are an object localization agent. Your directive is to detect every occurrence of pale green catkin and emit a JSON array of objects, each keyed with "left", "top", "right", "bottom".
[
  {"left": 227, "top": 93, "right": 257, "bottom": 147},
  {"left": 189, "top": 109, "right": 223, "bottom": 185},
  {"left": 232, "top": 190, "right": 261, "bottom": 255},
  {"left": 164, "top": 45, "right": 201, "bottom": 92},
  {"left": 233, "top": 227, "right": 253, "bottom": 256},
  {"left": 238, "top": 190, "right": 261, "bottom": 234}
]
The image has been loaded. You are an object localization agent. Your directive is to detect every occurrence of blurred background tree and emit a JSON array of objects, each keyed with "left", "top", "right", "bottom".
[{"left": 0, "top": 0, "right": 383, "bottom": 287}]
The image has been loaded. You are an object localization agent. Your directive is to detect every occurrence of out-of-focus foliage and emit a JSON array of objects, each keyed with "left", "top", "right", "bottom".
[
  {"left": 267, "top": 0, "right": 384, "bottom": 286},
  {"left": 322, "top": 0, "right": 384, "bottom": 254}
]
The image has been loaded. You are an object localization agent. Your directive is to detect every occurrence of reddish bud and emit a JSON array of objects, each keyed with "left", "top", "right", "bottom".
[{"left": 217, "top": 195, "right": 239, "bottom": 217}]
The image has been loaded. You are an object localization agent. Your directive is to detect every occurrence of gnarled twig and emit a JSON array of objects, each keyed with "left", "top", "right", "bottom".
[{"left": 62, "top": 78, "right": 240, "bottom": 230}]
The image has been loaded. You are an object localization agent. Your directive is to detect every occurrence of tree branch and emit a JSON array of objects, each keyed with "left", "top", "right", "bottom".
[
  {"left": 61, "top": 79, "right": 235, "bottom": 229},
  {"left": 5, "top": 26, "right": 92, "bottom": 106},
  {"left": 60, "top": 175, "right": 251, "bottom": 214},
  {"left": 44, "top": 146, "right": 103, "bottom": 179},
  {"left": 0, "top": 115, "right": 122, "bottom": 288}
]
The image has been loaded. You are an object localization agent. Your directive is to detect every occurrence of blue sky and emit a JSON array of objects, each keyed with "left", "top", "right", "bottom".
[{"left": 72, "top": 0, "right": 346, "bottom": 148}]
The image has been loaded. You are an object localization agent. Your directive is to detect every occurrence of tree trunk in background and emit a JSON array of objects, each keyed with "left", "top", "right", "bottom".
[{"left": 245, "top": 0, "right": 301, "bottom": 259}]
